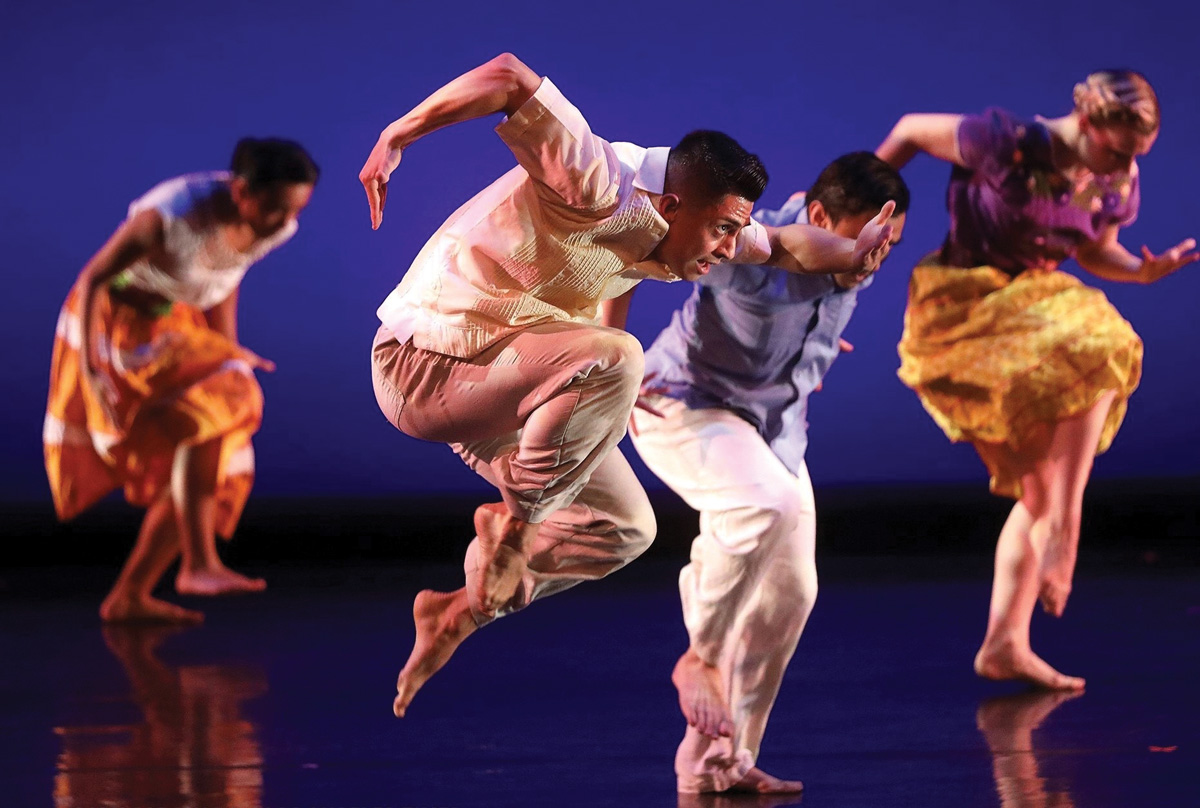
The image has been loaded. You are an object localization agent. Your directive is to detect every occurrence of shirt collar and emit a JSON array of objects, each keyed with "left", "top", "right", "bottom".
[{"left": 631, "top": 146, "right": 670, "bottom": 194}]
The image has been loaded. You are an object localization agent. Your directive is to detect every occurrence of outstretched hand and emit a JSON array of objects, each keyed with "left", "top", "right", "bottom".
[
  {"left": 849, "top": 200, "right": 896, "bottom": 278},
  {"left": 1140, "top": 238, "right": 1198, "bottom": 282},
  {"left": 240, "top": 347, "right": 276, "bottom": 373},
  {"left": 359, "top": 137, "right": 404, "bottom": 230}
]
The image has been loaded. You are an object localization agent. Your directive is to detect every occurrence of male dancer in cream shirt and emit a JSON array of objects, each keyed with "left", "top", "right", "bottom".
[{"left": 359, "top": 53, "right": 896, "bottom": 721}]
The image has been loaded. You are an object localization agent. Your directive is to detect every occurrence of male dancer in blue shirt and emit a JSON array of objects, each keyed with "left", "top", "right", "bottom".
[{"left": 624, "top": 152, "right": 909, "bottom": 794}]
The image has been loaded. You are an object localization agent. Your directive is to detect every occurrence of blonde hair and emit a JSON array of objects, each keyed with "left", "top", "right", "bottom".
[{"left": 1073, "top": 69, "right": 1160, "bottom": 135}]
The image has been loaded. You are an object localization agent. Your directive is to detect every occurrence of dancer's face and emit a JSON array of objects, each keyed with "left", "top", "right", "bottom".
[
  {"left": 654, "top": 192, "right": 755, "bottom": 281},
  {"left": 232, "top": 179, "right": 314, "bottom": 239},
  {"left": 1078, "top": 119, "right": 1157, "bottom": 176}
]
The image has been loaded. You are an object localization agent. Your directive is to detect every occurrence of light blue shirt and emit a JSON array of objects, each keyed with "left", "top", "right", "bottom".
[{"left": 641, "top": 195, "right": 871, "bottom": 474}]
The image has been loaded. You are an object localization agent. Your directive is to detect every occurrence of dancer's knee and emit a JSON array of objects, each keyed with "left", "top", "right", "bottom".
[
  {"left": 593, "top": 330, "right": 645, "bottom": 391},
  {"left": 774, "top": 539, "right": 819, "bottom": 617},
  {"left": 711, "top": 486, "right": 805, "bottom": 556},
  {"left": 617, "top": 493, "right": 657, "bottom": 560}
]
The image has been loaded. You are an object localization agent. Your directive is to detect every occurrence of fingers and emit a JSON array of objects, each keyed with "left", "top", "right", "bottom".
[
  {"left": 1170, "top": 238, "right": 1199, "bottom": 268},
  {"left": 874, "top": 199, "right": 896, "bottom": 224},
  {"left": 1148, "top": 239, "right": 1200, "bottom": 274},
  {"left": 839, "top": 338, "right": 854, "bottom": 353},
  {"left": 239, "top": 348, "right": 275, "bottom": 373},
  {"left": 364, "top": 178, "right": 385, "bottom": 230},
  {"left": 868, "top": 225, "right": 894, "bottom": 269}
]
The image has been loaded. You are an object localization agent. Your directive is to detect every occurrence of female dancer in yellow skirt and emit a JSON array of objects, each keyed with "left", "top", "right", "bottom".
[
  {"left": 45, "top": 138, "right": 318, "bottom": 622},
  {"left": 876, "top": 70, "right": 1196, "bottom": 689}
]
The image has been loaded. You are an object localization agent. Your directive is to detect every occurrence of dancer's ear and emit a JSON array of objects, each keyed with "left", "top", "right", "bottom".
[
  {"left": 807, "top": 199, "right": 835, "bottom": 232},
  {"left": 229, "top": 176, "right": 252, "bottom": 205},
  {"left": 655, "top": 193, "right": 682, "bottom": 223}
]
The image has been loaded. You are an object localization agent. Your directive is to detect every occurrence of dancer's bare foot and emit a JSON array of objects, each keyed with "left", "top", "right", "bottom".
[
  {"left": 472, "top": 503, "right": 534, "bottom": 617},
  {"left": 672, "top": 647, "right": 733, "bottom": 739},
  {"left": 974, "top": 640, "right": 1085, "bottom": 691},
  {"left": 176, "top": 565, "right": 267, "bottom": 596},
  {"left": 724, "top": 767, "right": 805, "bottom": 794},
  {"left": 100, "top": 593, "right": 205, "bottom": 624},
  {"left": 1038, "top": 543, "right": 1076, "bottom": 617},
  {"left": 394, "top": 588, "right": 478, "bottom": 718}
]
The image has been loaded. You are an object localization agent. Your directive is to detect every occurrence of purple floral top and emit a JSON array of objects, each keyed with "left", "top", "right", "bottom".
[{"left": 943, "top": 108, "right": 1140, "bottom": 274}]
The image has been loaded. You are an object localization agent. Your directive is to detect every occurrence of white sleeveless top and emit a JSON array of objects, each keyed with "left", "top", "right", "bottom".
[{"left": 116, "top": 172, "right": 298, "bottom": 310}]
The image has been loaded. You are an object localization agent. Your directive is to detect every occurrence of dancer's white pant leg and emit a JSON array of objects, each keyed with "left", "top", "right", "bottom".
[{"left": 630, "top": 398, "right": 818, "bottom": 793}]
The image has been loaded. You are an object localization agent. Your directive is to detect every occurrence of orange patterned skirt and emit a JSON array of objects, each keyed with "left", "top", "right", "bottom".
[
  {"left": 44, "top": 282, "right": 262, "bottom": 536},
  {"left": 897, "top": 262, "right": 1142, "bottom": 499}
]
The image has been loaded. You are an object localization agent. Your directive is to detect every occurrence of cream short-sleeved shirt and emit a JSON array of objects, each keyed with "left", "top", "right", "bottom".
[{"left": 376, "top": 78, "right": 770, "bottom": 359}]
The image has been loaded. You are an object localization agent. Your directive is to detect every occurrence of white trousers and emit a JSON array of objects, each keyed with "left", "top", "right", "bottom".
[
  {"left": 631, "top": 397, "right": 818, "bottom": 793},
  {"left": 372, "top": 323, "right": 656, "bottom": 623}
]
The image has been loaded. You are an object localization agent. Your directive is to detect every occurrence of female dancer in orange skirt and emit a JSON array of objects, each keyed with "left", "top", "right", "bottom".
[
  {"left": 45, "top": 138, "right": 318, "bottom": 622},
  {"left": 876, "top": 70, "right": 1196, "bottom": 689}
]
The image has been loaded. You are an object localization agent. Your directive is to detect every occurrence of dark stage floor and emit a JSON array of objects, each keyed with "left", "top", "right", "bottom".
[{"left": 2, "top": 552, "right": 1198, "bottom": 808}]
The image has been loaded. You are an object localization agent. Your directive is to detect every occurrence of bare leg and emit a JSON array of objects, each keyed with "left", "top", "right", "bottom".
[
  {"left": 471, "top": 503, "right": 537, "bottom": 617},
  {"left": 973, "top": 393, "right": 1116, "bottom": 690},
  {"left": 672, "top": 647, "right": 733, "bottom": 740},
  {"left": 975, "top": 497, "right": 1084, "bottom": 690},
  {"left": 172, "top": 437, "right": 265, "bottom": 596},
  {"left": 394, "top": 588, "right": 478, "bottom": 717},
  {"left": 101, "top": 495, "right": 204, "bottom": 623},
  {"left": 1037, "top": 390, "right": 1117, "bottom": 617}
]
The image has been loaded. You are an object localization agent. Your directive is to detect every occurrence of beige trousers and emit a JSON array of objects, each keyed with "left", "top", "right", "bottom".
[{"left": 372, "top": 322, "right": 656, "bottom": 623}]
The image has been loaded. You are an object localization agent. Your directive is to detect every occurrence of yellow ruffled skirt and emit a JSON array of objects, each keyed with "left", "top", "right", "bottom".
[
  {"left": 897, "top": 262, "right": 1142, "bottom": 498},
  {"left": 44, "top": 282, "right": 261, "bottom": 536}
]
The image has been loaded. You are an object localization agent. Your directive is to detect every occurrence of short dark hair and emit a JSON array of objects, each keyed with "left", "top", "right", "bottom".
[
  {"left": 231, "top": 137, "right": 320, "bottom": 192},
  {"left": 666, "top": 130, "right": 768, "bottom": 203},
  {"left": 807, "top": 151, "right": 909, "bottom": 222}
]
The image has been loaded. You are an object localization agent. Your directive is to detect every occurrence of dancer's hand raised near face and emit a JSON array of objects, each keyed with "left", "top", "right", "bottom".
[
  {"left": 849, "top": 200, "right": 896, "bottom": 277},
  {"left": 359, "top": 136, "right": 404, "bottom": 230}
]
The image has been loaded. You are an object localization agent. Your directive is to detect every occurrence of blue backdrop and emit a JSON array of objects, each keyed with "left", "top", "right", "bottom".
[{"left": 3, "top": 0, "right": 1197, "bottom": 501}]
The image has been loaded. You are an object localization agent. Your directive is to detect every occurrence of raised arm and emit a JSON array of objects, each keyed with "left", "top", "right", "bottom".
[
  {"left": 763, "top": 201, "right": 895, "bottom": 277},
  {"left": 876, "top": 113, "right": 966, "bottom": 169},
  {"left": 359, "top": 53, "right": 542, "bottom": 229},
  {"left": 1075, "top": 224, "right": 1198, "bottom": 284}
]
